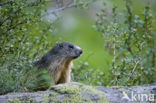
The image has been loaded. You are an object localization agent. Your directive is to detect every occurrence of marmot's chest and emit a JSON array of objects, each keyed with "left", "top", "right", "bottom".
[{"left": 48, "top": 59, "right": 73, "bottom": 72}]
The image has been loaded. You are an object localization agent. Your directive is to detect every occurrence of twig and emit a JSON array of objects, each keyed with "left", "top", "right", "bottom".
[
  {"left": 0, "top": 21, "right": 26, "bottom": 35},
  {"left": 0, "top": 0, "right": 12, "bottom": 6},
  {"left": 40, "top": 3, "right": 75, "bottom": 17},
  {"left": 55, "top": 0, "right": 59, "bottom": 8},
  {"left": 0, "top": 0, "right": 42, "bottom": 35},
  {"left": 126, "top": 61, "right": 139, "bottom": 82},
  {"left": 40, "top": 1, "right": 94, "bottom": 17}
]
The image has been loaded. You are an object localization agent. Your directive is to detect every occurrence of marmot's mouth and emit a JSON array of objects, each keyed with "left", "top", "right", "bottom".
[{"left": 73, "top": 55, "right": 80, "bottom": 59}]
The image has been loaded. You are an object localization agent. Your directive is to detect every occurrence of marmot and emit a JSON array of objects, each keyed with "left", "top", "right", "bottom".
[{"left": 34, "top": 41, "right": 82, "bottom": 84}]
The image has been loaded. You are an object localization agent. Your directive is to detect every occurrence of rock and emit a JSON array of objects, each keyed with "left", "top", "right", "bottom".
[
  {"left": 0, "top": 83, "right": 109, "bottom": 103},
  {"left": 0, "top": 83, "right": 155, "bottom": 103},
  {"left": 96, "top": 83, "right": 156, "bottom": 103}
]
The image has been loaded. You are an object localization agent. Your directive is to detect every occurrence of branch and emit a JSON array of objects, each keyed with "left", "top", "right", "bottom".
[
  {"left": 40, "top": 1, "right": 94, "bottom": 17},
  {"left": 0, "top": 0, "right": 12, "bottom": 6},
  {"left": 40, "top": 3, "right": 75, "bottom": 17},
  {"left": 0, "top": 0, "right": 96, "bottom": 35},
  {"left": 0, "top": 0, "right": 41, "bottom": 35},
  {"left": 126, "top": 61, "right": 140, "bottom": 82},
  {"left": 0, "top": 21, "right": 26, "bottom": 36}
]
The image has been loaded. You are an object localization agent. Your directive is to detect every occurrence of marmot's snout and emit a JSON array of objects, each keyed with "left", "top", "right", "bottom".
[
  {"left": 74, "top": 45, "right": 82, "bottom": 59},
  {"left": 74, "top": 47, "right": 82, "bottom": 59}
]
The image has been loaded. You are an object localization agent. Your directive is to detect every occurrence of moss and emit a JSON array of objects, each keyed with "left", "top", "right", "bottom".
[
  {"left": 50, "top": 83, "right": 110, "bottom": 103},
  {"left": 8, "top": 96, "right": 36, "bottom": 103},
  {"left": 7, "top": 83, "right": 111, "bottom": 103}
]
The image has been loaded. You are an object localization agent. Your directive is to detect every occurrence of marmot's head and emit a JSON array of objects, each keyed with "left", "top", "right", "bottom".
[{"left": 51, "top": 41, "right": 82, "bottom": 59}]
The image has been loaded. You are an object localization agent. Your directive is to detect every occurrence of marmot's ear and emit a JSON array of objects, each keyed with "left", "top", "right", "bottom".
[{"left": 58, "top": 43, "right": 63, "bottom": 48}]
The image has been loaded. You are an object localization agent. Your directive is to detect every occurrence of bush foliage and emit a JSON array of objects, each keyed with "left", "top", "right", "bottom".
[
  {"left": 0, "top": 0, "right": 53, "bottom": 94},
  {"left": 93, "top": 0, "right": 156, "bottom": 85}
]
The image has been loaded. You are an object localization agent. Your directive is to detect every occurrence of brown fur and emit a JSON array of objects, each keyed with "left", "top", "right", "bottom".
[{"left": 48, "top": 58, "right": 73, "bottom": 84}]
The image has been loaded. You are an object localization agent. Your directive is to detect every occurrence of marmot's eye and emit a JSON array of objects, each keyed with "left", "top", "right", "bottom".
[{"left": 69, "top": 45, "right": 74, "bottom": 49}]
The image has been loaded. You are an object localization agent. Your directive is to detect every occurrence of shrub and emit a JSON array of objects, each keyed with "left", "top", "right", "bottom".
[
  {"left": 0, "top": 0, "right": 53, "bottom": 94},
  {"left": 94, "top": 0, "right": 156, "bottom": 86}
]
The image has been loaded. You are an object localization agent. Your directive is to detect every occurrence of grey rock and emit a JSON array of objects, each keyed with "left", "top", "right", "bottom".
[{"left": 0, "top": 83, "right": 155, "bottom": 103}]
